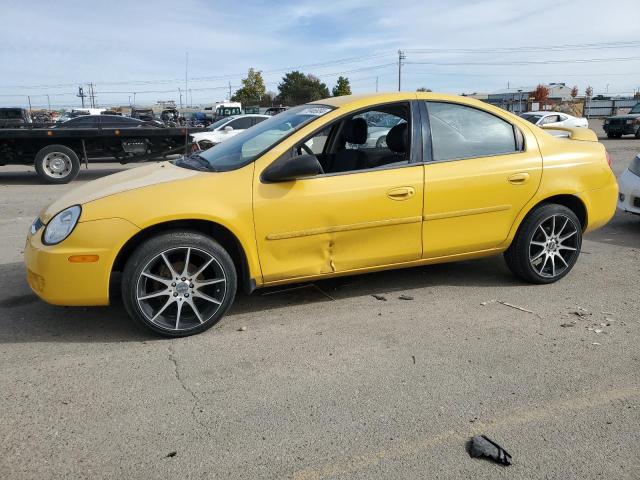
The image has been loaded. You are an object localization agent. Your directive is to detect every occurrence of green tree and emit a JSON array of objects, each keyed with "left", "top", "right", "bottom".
[
  {"left": 332, "top": 76, "right": 352, "bottom": 96},
  {"left": 416, "top": 87, "right": 432, "bottom": 92},
  {"left": 231, "top": 68, "right": 266, "bottom": 106},
  {"left": 277, "top": 71, "right": 330, "bottom": 105}
]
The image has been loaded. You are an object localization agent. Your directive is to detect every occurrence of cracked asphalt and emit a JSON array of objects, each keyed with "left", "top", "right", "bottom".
[{"left": 1, "top": 121, "right": 639, "bottom": 479}]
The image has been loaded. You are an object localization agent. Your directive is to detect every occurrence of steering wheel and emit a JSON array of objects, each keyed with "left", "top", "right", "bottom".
[{"left": 297, "top": 144, "right": 324, "bottom": 174}]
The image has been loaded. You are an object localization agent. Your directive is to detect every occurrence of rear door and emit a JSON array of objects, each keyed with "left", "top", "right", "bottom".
[{"left": 421, "top": 100, "right": 542, "bottom": 258}]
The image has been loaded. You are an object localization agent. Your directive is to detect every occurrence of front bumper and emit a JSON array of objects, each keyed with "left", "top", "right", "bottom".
[
  {"left": 25, "top": 218, "right": 139, "bottom": 306},
  {"left": 617, "top": 168, "right": 640, "bottom": 215}
]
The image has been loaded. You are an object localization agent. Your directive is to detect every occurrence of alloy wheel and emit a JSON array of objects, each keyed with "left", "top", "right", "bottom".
[
  {"left": 529, "top": 214, "right": 580, "bottom": 278},
  {"left": 135, "top": 247, "right": 227, "bottom": 331}
]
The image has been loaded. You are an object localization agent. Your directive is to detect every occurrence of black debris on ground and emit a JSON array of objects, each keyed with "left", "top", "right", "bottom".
[
  {"left": 398, "top": 295, "right": 414, "bottom": 301},
  {"left": 372, "top": 294, "right": 387, "bottom": 301},
  {"left": 466, "top": 435, "right": 512, "bottom": 466}
]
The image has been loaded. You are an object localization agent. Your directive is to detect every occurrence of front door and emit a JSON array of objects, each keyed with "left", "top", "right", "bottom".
[
  {"left": 421, "top": 101, "right": 542, "bottom": 258},
  {"left": 253, "top": 101, "right": 424, "bottom": 283}
]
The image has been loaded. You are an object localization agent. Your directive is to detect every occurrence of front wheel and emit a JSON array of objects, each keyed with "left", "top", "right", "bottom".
[
  {"left": 504, "top": 204, "right": 582, "bottom": 284},
  {"left": 34, "top": 145, "right": 80, "bottom": 184},
  {"left": 122, "top": 231, "right": 237, "bottom": 337}
]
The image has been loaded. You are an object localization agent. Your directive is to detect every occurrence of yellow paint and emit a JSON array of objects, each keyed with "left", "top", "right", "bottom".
[{"left": 25, "top": 92, "right": 618, "bottom": 307}]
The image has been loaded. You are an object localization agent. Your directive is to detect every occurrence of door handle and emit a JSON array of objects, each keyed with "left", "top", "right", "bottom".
[
  {"left": 508, "top": 173, "right": 530, "bottom": 185},
  {"left": 387, "top": 186, "right": 415, "bottom": 200}
]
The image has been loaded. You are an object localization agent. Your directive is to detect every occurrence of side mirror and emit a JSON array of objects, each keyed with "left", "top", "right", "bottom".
[
  {"left": 224, "top": 125, "right": 233, "bottom": 132},
  {"left": 262, "top": 153, "right": 321, "bottom": 183}
]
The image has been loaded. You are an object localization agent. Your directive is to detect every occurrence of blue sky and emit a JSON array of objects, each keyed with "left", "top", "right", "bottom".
[{"left": 1, "top": 0, "right": 639, "bottom": 108}]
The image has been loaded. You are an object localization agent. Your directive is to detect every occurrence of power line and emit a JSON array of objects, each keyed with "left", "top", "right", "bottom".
[
  {"left": 405, "top": 40, "right": 640, "bottom": 54},
  {"left": 406, "top": 56, "right": 640, "bottom": 66}
]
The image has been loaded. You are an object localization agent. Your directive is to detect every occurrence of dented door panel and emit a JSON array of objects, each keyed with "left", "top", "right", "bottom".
[{"left": 253, "top": 165, "right": 424, "bottom": 282}]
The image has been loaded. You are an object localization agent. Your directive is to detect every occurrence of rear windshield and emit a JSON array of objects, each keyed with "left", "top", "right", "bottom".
[
  {"left": 630, "top": 104, "right": 640, "bottom": 114},
  {"left": 520, "top": 113, "right": 542, "bottom": 124}
]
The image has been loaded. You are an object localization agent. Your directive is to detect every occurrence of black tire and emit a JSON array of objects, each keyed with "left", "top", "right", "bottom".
[
  {"left": 122, "top": 231, "right": 237, "bottom": 337},
  {"left": 504, "top": 204, "right": 582, "bottom": 284},
  {"left": 34, "top": 144, "right": 80, "bottom": 184},
  {"left": 635, "top": 127, "right": 640, "bottom": 139},
  {"left": 606, "top": 132, "right": 615, "bottom": 139}
]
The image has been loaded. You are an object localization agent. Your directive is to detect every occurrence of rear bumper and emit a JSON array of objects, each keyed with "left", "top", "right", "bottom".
[
  {"left": 578, "top": 180, "right": 619, "bottom": 233},
  {"left": 25, "top": 218, "right": 139, "bottom": 306},
  {"left": 603, "top": 124, "right": 637, "bottom": 135},
  {"left": 617, "top": 168, "right": 640, "bottom": 215}
]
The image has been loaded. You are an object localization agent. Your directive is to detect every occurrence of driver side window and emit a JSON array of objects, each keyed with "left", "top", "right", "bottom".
[{"left": 293, "top": 102, "right": 412, "bottom": 175}]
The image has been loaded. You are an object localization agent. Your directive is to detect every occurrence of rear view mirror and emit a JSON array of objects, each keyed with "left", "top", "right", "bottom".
[
  {"left": 261, "top": 153, "right": 321, "bottom": 183},
  {"left": 224, "top": 125, "right": 233, "bottom": 132}
]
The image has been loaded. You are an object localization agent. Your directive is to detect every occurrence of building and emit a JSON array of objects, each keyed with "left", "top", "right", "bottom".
[{"left": 485, "top": 83, "right": 574, "bottom": 113}]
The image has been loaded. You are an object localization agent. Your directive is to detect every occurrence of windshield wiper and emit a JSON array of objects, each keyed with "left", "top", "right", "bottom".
[{"left": 174, "top": 153, "right": 217, "bottom": 172}]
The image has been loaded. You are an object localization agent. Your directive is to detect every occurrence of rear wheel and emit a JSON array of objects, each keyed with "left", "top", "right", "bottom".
[
  {"left": 34, "top": 145, "right": 80, "bottom": 184},
  {"left": 504, "top": 204, "right": 582, "bottom": 284},
  {"left": 122, "top": 231, "right": 237, "bottom": 337},
  {"left": 635, "top": 127, "right": 640, "bottom": 139}
]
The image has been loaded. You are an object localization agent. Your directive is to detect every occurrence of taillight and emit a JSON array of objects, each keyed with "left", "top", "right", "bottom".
[{"left": 605, "top": 151, "right": 613, "bottom": 168}]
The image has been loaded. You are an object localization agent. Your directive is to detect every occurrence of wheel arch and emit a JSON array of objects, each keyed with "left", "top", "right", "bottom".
[
  {"left": 111, "top": 219, "right": 257, "bottom": 295},
  {"left": 505, "top": 193, "right": 588, "bottom": 248}
]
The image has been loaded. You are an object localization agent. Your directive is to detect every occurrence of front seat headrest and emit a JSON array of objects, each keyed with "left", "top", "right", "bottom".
[
  {"left": 342, "top": 117, "right": 368, "bottom": 145},
  {"left": 386, "top": 122, "right": 408, "bottom": 153}
]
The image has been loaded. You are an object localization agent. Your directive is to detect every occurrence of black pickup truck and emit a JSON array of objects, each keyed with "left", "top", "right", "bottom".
[
  {"left": 0, "top": 115, "right": 201, "bottom": 183},
  {"left": 603, "top": 103, "right": 640, "bottom": 139}
]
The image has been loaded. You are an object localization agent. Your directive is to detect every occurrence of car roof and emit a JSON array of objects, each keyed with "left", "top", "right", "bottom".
[{"left": 524, "top": 111, "right": 570, "bottom": 116}]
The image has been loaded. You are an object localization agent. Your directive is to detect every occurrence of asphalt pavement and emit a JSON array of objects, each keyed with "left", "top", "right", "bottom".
[{"left": 1, "top": 120, "right": 639, "bottom": 479}]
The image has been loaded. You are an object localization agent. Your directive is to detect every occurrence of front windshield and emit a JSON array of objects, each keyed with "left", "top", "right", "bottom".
[
  {"left": 184, "top": 104, "right": 333, "bottom": 171},
  {"left": 630, "top": 104, "right": 640, "bottom": 114},
  {"left": 207, "top": 117, "right": 234, "bottom": 131}
]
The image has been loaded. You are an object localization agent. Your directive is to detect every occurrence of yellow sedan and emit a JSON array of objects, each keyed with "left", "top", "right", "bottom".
[{"left": 25, "top": 93, "right": 618, "bottom": 337}]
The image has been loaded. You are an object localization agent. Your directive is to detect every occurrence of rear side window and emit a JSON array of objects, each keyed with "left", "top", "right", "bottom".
[{"left": 426, "top": 102, "right": 518, "bottom": 161}]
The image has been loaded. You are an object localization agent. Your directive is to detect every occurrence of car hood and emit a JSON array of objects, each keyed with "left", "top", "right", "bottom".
[{"left": 40, "top": 162, "right": 201, "bottom": 223}]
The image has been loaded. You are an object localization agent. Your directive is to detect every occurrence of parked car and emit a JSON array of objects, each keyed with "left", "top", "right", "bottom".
[
  {"left": 603, "top": 103, "right": 640, "bottom": 138},
  {"left": 0, "top": 107, "right": 32, "bottom": 128},
  {"left": 131, "top": 108, "right": 156, "bottom": 122},
  {"left": 25, "top": 92, "right": 617, "bottom": 337},
  {"left": 55, "top": 114, "right": 158, "bottom": 129},
  {"left": 617, "top": 153, "right": 640, "bottom": 215},
  {"left": 265, "top": 106, "right": 288, "bottom": 116},
  {"left": 520, "top": 111, "right": 588, "bottom": 128},
  {"left": 190, "top": 114, "right": 269, "bottom": 150}
]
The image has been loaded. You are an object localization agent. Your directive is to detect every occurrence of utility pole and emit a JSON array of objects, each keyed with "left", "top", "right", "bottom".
[
  {"left": 178, "top": 88, "right": 182, "bottom": 109},
  {"left": 185, "top": 52, "right": 189, "bottom": 108},
  {"left": 88, "top": 83, "right": 96, "bottom": 108},
  {"left": 189, "top": 89, "right": 192, "bottom": 108},
  {"left": 133, "top": 92, "right": 136, "bottom": 106},
  {"left": 46, "top": 94, "right": 51, "bottom": 111},
  {"left": 77, "top": 86, "right": 86, "bottom": 107},
  {"left": 397, "top": 50, "right": 405, "bottom": 92},
  {"left": 375, "top": 76, "right": 379, "bottom": 93},
  {"left": 27, "top": 95, "right": 32, "bottom": 116},
  {"left": 228, "top": 81, "right": 232, "bottom": 100}
]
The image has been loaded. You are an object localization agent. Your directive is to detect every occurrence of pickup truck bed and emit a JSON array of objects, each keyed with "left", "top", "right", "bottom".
[{"left": 0, "top": 126, "right": 202, "bottom": 183}]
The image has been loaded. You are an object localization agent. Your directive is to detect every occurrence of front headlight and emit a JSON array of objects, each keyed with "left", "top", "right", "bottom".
[
  {"left": 43, "top": 205, "right": 81, "bottom": 245},
  {"left": 629, "top": 155, "right": 640, "bottom": 177}
]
